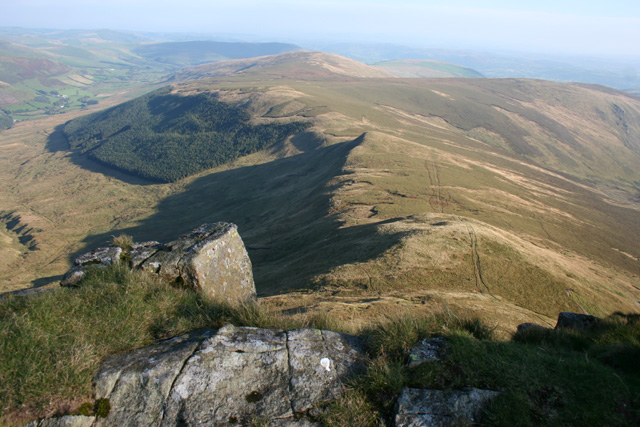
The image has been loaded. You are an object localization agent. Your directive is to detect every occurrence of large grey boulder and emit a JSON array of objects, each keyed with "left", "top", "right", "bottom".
[
  {"left": 554, "top": 312, "right": 600, "bottom": 331},
  {"left": 60, "top": 246, "right": 123, "bottom": 287},
  {"left": 60, "top": 223, "right": 256, "bottom": 303},
  {"left": 93, "top": 325, "right": 366, "bottom": 426},
  {"left": 394, "top": 387, "right": 500, "bottom": 427},
  {"left": 140, "top": 223, "right": 256, "bottom": 302}
]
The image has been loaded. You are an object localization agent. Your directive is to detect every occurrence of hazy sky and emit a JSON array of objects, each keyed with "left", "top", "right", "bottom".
[{"left": 1, "top": 0, "right": 639, "bottom": 56}]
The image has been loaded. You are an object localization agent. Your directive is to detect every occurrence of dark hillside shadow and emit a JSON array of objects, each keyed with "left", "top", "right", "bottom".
[
  {"left": 45, "top": 124, "right": 158, "bottom": 186},
  {"left": 73, "top": 135, "right": 409, "bottom": 296}
]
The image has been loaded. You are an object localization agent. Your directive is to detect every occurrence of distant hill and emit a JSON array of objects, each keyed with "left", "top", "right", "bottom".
[
  {"left": 0, "top": 40, "right": 71, "bottom": 86},
  {"left": 172, "top": 51, "right": 395, "bottom": 81},
  {"left": 372, "top": 59, "right": 483, "bottom": 78},
  {"left": 311, "top": 42, "right": 640, "bottom": 90},
  {"left": 0, "top": 27, "right": 151, "bottom": 46},
  {"left": 134, "top": 41, "right": 302, "bottom": 67}
]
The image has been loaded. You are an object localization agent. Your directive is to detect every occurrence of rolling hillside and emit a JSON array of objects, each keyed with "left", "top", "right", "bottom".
[
  {"left": 372, "top": 59, "right": 484, "bottom": 78},
  {"left": 0, "top": 30, "right": 303, "bottom": 124},
  {"left": 2, "top": 52, "right": 640, "bottom": 332},
  {"left": 171, "top": 51, "right": 395, "bottom": 81},
  {"left": 134, "top": 40, "right": 301, "bottom": 66}
]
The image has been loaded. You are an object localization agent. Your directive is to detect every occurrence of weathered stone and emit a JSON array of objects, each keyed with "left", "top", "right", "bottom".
[
  {"left": 555, "top": 312, "right": 601, "bottom": 331},
  {"left": 92, "top": 325, "right": 366, "bottom": 426},
  {"left": 287, "top": 328, "right": 366, "bottom": 413},
  {"left": 517, "top": 323, "right": 552, "bottom": 334},
  {"left": 406, "top": 337, "right": 446, "bottom": 367},
  {"left": 141, "top": 222, "right": 256, "bottom": 302},
  {"left": 74, "top": 246, "right": 123, "bottom": 267},
  {"left": 59, "top": 267, "right": 87, "bottom": 287},
  {"left": 128, "top": 241, "right": 163, "bottom": 269},
  {"left": 162, "top": 325, "right": 291, "bottom": 425},
  {"left": 60, "top": 246, "right": 123, "bottom": 287},
  {"left": 394, "top": 387, "right": 500, "bottom": 427},
  {"left": 93, "top": 330, "right": 205, "bottom": 427}
]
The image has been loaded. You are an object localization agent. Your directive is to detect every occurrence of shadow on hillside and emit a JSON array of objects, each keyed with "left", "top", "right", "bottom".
[
  {"left": 71, "top": 134, "right": 409, "bottom": 297},
  {"left": 45, "top": 124, "right": 158, "bottom": 186}
]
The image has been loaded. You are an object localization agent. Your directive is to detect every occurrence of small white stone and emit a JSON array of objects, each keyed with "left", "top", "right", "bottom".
[{"left": 320, "top": 357, "right": 331, "bottom": 372}]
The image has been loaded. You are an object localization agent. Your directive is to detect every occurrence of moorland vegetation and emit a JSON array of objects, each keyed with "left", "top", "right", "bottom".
[
  {"left": 62, "top": 87, "right": 311, "bottom": 182},
  {"left": 1, "top": 262, "right": 639, "bottom": 425}
]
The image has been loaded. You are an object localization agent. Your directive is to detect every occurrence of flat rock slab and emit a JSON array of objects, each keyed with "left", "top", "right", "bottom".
[
  {"left": 394, "top": 387, "right": 500, "bottom": 427},
  {"left": 128, "top": 241, "right": 163, "bottom": 269},
  {"left": 93, "top": 325, "right": 366, "bottom": 426}
]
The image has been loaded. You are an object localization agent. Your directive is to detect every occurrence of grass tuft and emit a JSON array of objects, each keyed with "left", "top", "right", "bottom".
[{"left": 111, "top": 234, "right": 133, "bottom": 252}]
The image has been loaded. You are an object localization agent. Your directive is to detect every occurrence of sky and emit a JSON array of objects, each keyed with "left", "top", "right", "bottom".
[{"left": 1, "top": 0, "right": 639, "bottom": 56}]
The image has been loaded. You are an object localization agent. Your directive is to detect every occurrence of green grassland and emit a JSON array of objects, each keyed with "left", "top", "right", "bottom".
[
  {"left": 0, "top": 38, "right": 174, "bottom": 122},
  {"left": 0, "top": 35, "right": 305, "bottom": 125}
]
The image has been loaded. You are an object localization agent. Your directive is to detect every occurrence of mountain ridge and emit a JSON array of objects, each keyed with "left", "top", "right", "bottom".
[
  {"left": 171, "top": 51, "right": 396, "bottom": 81},
  {"left": 1, "top": 51, "right": 639, "bottom": 329}
]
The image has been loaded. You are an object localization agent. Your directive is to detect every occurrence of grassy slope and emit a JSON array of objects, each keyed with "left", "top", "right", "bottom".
[
  {"left": 1, "top": 62, "right": 640, "bottom": 328},
  {"left": 2, "top": 266, "right": 639, "bottom": 425}
]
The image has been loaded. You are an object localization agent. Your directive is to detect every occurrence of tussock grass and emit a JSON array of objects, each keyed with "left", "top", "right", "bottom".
[
  {"left": 2, "top": 264, "right": 640, "bottom": 426},
  {"left": 110, "top": 234, "right": 133, "bottom": 251},
  {"left": 323, "top": 311, "right": 640, "bottom": 426},
  {"left": 0, "top": 263, "right": 310, "bottom": 422}
]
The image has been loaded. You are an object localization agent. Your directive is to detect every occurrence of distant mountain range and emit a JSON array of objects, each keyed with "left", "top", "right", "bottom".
[{"left": 309, "top": 42, "right": 640, "bottom": 90}]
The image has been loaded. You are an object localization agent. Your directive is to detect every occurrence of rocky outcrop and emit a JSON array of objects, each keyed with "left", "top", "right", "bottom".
[
  {"left": 93, "top": 325, "right": 366, "bottom": 426},
  {"left": 60, "top": 223, "right": 256, "bottom": 303},
  {"left": 516, "top": 312, "right": 602, "bottom": 335},
  {"left": 394, "top": 387, "right": 500, "bottom": 427},
  {"left": 60, "top": 246, "right": 123, "bottom": 287},
  {"left": 140, "top": 223, "right": 255, "bottom": 302}
]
